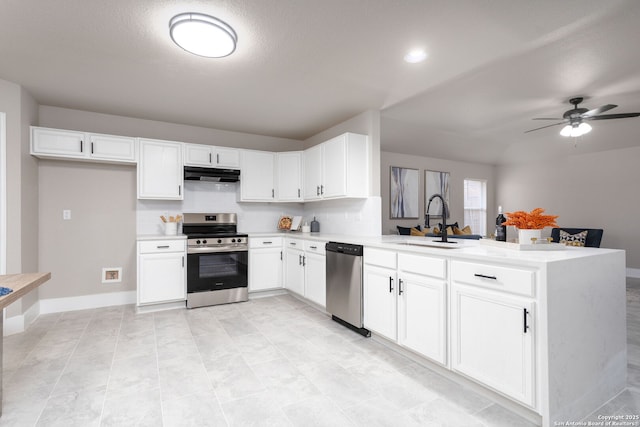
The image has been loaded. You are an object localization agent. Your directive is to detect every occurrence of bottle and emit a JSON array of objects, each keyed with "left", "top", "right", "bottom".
[
  {"left": 495, "top": 206, "right": 507, "bottom": 242},
  {"left": 310, "top": 217, "right": 320, "bottom": 232}
]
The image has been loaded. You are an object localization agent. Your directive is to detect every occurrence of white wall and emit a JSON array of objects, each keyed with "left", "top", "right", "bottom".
[
  {"left": 381, "top": 151, "right": 496, "bottom": 235},
  {"left": 496, "top": 146, "right": 640, "bottom": 269},
  {"left": 137, "top": 181, "right": 305, "bottom": 235}
]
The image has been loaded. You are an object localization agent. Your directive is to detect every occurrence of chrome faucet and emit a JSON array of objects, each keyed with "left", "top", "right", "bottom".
[{"left": 426, "top": 194, "right": 450, "bottom": 243}]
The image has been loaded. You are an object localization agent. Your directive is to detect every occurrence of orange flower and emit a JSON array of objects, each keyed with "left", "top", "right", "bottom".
[{"left": 502, "top": 208, "right": 558, "bottom": 230}]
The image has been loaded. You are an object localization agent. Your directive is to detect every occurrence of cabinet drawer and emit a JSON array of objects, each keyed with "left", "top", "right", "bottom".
[
  {"left": 399, "top": 253, "right": 446, "bottom": 279},
  {"left": 285, "top": 238, "right": 304, "bottom": 249},
  {"left": 249, "top": 237, "right": 283, "bottom": 248},
  {"left": 138, "top": 240, "right": 185, "bottom": 254},
  {"left": 451, "top": 260, "right": 535, "bottom": 297},
  {"left": 364, "top": 247, "right": 397, "bottom": 269},
  {"left": 304, "top": 240, "right": 326, "bottom": 255}
]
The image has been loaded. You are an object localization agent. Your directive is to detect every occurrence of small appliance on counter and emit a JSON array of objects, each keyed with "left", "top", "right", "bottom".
[{"left": 310, "top": 217, "right": 320, "bottom": 232}]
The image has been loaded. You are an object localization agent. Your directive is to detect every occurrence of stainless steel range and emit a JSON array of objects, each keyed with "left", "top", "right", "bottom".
[{"left": 182, "top": 213, "right": 248, "bottom": 308}]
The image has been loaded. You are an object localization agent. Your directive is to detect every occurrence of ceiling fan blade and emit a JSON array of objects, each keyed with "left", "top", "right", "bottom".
[
  {"left": 582, "top": 104, "right": 617, "bottom": 117},
  {"left": 532, "top": 117, "right": 564, "bottom": 120},
  {"left": 524, "top": 122, "right": 565, "bottom": 133},
  {"left": 586, "top": 112, "right": 640, "bottom": 120}
]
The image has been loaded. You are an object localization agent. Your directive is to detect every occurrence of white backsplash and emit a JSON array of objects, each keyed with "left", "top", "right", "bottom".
[{"left": 136, "top": 181, "right": 381, "bottom": 236}]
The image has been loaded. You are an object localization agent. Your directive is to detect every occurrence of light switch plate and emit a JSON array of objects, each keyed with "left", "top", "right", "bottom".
[{"left": 63, "top": 210, "right": 71, "bottom": 220}]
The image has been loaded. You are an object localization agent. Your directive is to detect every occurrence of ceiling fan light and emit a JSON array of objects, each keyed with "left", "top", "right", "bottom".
[
  {"left": 578, "top": 122, "right": 592, "bottom": 135},
  {"left": 560, "top": 125, "right": 572, "bottom": 137},
  {"left": 570, "top": 125, "right": 583, "bottom": 137},
  {"left": 169, "top": 13, "right": 237, "bottom": 58}
]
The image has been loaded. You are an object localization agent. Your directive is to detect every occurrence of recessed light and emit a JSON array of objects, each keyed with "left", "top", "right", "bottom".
[
  {"left": 169, "top": 13, "right": 237, "bottom": 58},
  {"left": 404, "top": 49, "right": 427, "bottom": 63}
]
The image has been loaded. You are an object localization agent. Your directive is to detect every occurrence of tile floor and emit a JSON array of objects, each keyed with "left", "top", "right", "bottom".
[{"left": 1, "top": 280, "right": 639, "bottom": 427}]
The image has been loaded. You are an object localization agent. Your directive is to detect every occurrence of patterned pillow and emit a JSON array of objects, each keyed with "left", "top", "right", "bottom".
[{"left": 559, "top": 230, "right": 588, "bottom": 247}]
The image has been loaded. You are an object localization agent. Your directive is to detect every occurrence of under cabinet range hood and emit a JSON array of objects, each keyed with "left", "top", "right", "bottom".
[{"left": 184, "top": 166, "right": 240, "bottom": 182}]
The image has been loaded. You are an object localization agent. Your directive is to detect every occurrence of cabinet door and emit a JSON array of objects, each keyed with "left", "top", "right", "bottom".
[
  {"left": 240, "top": 150, "right": 275, "bottom": 201},
  {"left": 249, "top": 248, "right": 283, "bottom": 291},
  {"left": 138, "top": 252, "right": 185, "bottom": 305},
  {"left": 397, "top": 273, "right": 447, "bottom": 365},
  {"left": 89, "top": 133, "right": 136, "bottom": 163},
  {"left": 184, "top": 143, "right": 213, "bottom": 167},
  {"left": 138, "top": 139, "right": 184, "bottom": 200},
  {"left": 284, "top": 247, "right": 305, "bottom": 296},
  {"left": 276, "top": 152, "right": 303, "bottom": 201},
  {"left": 451, "top": 283, "right": 535, "bottom": 406},
  {"left": 213, "top": 147, "right": 241, "bottom": 169},
  {"left": 363, "top": 265, "right": 397, "bottom": 340},
  {"left": 304, "top": 252, "right": 326, "bottom": 307},
  {"left": 31, "top": 127, "right": 86, "bottom": 159},
  {"left": 321, "top": 135, "right": 347, "bottom": 198},
  {"left": 303, "top": 144, "right": 323, "bottom": 200}
]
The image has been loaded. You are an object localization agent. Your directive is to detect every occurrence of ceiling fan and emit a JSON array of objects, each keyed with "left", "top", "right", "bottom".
[{"left": 525, "top": 97, "right": 640, "bottom": 137}]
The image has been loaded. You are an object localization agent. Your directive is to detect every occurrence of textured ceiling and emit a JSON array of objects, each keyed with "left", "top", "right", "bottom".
[{"left": 1, "top": 0, "right": 639, "bottom": 164}]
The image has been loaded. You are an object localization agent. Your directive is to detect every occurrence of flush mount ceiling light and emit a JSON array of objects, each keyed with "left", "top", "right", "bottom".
[
  {"left": 404, "top": 49, "right": 427, "bottom": 63},
  {"left": 169, "top": 13, "right": 237, "bottom": 58}
]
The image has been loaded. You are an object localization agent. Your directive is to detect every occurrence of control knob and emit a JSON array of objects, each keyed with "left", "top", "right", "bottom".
[
  {"left": 196, "top": 240, "right": 201, "bottom": 245},
  {"left": 217, "top": 239, "right": 222, "bottom": 244}
]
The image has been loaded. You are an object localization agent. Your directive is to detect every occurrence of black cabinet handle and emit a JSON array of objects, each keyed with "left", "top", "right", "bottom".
[
  {"left": 80, "top": 140, "right": 84, "bottom": 152},
  {"left": 178, "top": 185, "right": 182, "bottom": 196},
  {"left": 263, "top": 241, "right": 273, "bottom": 244},
  {"left": 474, "top": 273, "right": 497, "bottom": 280},
  {"left": 157, "top": 245, "right": 170, "bottom": 249},
  {"left": 290, "top": 242, "right": 296, "bottom": 246},
  {"left": 302, "top": 256, "right": 306, "bottom": 267},
  {"left": 182, "top": 256, "right": 184, "bottom": 268},
  {"left": 272, "top": 189, "right": 275, "bottom": 198},
  {"left": 280, "top": 251, "right": 282, "bottom": 261},
  {"left": 316, "top": 185, "right": 320, "bottom": 196},
  {"left": 310, "top": 245, "right": 317, "bottom": 249},
  {"left": 389, "top": 277, "right": 394, "bottom": 293},
  {"left": 91, "top": 142, "right": 94, "bottom": 154},
  {"left": 399, "top": 279, "right": 404, "bottom": 295},
  {"left": 523, "top": 308, "right": 530, "bottom": 333},
  {"left": 321, "top": 185, "right": 324, "bottom": 195},
  {"left": 217, "top": 153, "right": 220, "bottom": 164},
  {"left": 298, "top": 254, "right": 302, "bottom": 265},
  {"left": 209, "top": 153, "right": 212, "bottom": 164},
  {"left": 298, "top": 189, "right": 301, "bottom": 198}
]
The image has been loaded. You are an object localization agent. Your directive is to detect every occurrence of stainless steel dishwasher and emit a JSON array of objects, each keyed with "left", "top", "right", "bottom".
[{"left": 325, "top": 242, "right": 370, "bottom": 337}]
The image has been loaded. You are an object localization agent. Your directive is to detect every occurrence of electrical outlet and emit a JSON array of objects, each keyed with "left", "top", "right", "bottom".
[{"left": 63, "top": 210, "right": 71, "bottom": 220}]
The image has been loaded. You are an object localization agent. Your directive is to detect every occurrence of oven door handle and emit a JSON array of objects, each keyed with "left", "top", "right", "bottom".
[{"left": 187, "top": 246, "right": 248, "bottom": 254}]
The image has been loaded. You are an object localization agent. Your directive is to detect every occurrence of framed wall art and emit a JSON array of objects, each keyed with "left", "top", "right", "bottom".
[
  {"left": 390, "top": 166, "right": 419, "bottom": 219},
  {"left": 425, "top": 170, "right": 450, "bottom": 219}
]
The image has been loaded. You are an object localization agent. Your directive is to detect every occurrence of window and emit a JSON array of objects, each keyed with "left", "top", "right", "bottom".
[{"left": 464, "top": 179, "right": 486, "bottom": 236}]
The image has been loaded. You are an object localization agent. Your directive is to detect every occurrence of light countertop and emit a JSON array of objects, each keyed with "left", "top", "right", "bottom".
[
  {"left": 137, "top": 234, "right": 188, "bottom": 241},
  {"left": 248, "top": 232, "right": 624, "bottom": 267}
]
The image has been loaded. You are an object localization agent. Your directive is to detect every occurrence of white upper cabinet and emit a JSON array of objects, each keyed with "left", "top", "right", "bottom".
[
  {"left": 137, "top": 138, "right": 184, "bottom": 200},
  {"left": 31, "top": 126, "right": 136, "bottom": 163},
  {"left": 303, "top": 132, "right": 369, "bottom": 201},
  {"left": 183, "top": 143, "right": 240, "bottom": 169},
  {"left": 240, "top": 150, "right": 276, "bottom": 201},
  {"left": 276, "top": 151, "right": 303, "bottom": 202},
  {"left": 303, "top": 144, "right": 323, "bottom": 200}
]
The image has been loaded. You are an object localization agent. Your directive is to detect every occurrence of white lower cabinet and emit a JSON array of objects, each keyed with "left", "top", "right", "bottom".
[
  {"left": 248, "top": 237, "right": 283, "bottom": 291},
  {"left": 282, "top": 238, "right": 326, "bottom": 307},
  {"left": 137, "top": 239, "right": 186, "bottom": 306},
  {"left": 284, "top": 241, "right": 305, "bottom": 296},
  {"left": 303, "top": 241, "right": 326, "bottom": 307},
  {"left": 363, "top": 263, "right": 397, "bottom": 340},
  {"left": 363, "top": 249, "right": 447, "bottom": 365},
  {"left": 450, "top": 260, "right": 536, "bottom": 407}
]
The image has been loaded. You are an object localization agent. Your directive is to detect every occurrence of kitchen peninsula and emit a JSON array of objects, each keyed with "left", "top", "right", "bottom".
[
  {"left": 249, "top": 233, "right": 626, "bottom": 427},
  {"left": 0, "top": 272, "right": 51, "bottom": 416}
]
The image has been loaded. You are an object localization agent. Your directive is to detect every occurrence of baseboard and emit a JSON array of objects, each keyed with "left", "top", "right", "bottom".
[
  {"left": 3, "top": 301, "right": 40, "bottom": 336},
  {"left": 627, "top": 268, "right": 640, "bottom": 279},
  {"left": 38, "top": 290, "right": 136, "bottom": 315}
]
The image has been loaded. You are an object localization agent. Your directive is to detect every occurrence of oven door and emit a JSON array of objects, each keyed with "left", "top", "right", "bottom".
[{"left": 186, "top": 250, "right": 248, "bottom": 294}]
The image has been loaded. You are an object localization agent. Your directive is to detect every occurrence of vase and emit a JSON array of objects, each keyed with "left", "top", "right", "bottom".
[{"left": 518, "top": 228, "right": 542, "bottom": 244}]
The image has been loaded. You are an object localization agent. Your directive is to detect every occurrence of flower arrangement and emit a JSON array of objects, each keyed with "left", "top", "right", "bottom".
[{"left": 502, "top": 208, "right": 558, "bottom": 230}]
